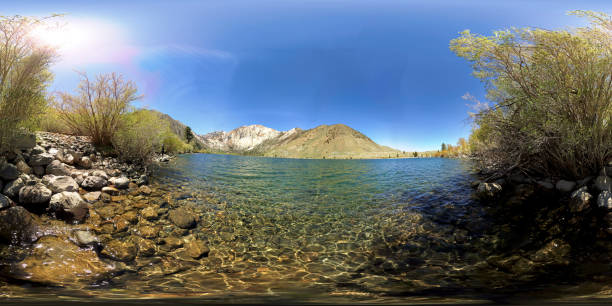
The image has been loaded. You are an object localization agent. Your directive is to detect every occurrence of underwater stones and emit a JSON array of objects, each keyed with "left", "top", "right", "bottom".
[
  {"left": 476, "top": 182, "right": 502, "bottom": 199},
  {"left": 48, "top": 192, "right": 89, "bottom": 222},
  {"left": 135, "top": 237, "right": 156, "bottom": 256},
  {"left": 159, "top": 237, "right": 184, "bottom": 252},
  {"left": 138, "top": 185, "right": 152, "bottom": 195},
  {"left": 122, "top": 210, "right": 139, "bottom": 223},
  {"left": 0, "top": 162, "right": 19, "bottom": 181},
  {"left": 101, "top": 238, "right": 137, "bottom": 262},
  {"left": 74, "top": 230, "right": 98, "bottom": 246},
  {"left": 83, "top": 191, "right": 101, "bottom": 202},
  {"left": 184, "top": 239, "right": 209, "bottom": 259},
  {"left": 594, "top": 175, "right": 612, "bottom": 192},
  {"left": 45, "top": 160, "right": 70, "bottom": 176},
  {"left": 597, "top": 191, "right": 612, "bottom": 210},
  {"left": 29, "top": 153, "right": 54, "bottom": 167},
  {"left": 138, "top": 225, "right": 160, "bottom": 239},
  {"left": 141, "top": 206, "right": 158, "bottom": 220},
  {"left": 43, "top": 175, "right": 79, "bottom": 193},
  {"left": 13, "top": 236, "right": 113, "bottom": 285},
  {"left": 530, "top": 239, "right": 571, "bottom": 265},
  {"left": 81, "top": 176, "right": 107, "bottom": 190},
  {"left": 19, "top": 183, "right": 52, "bottom": 205},
  {"left": 0, "top": 206, "right": 40, "bottom": 244},
  {"left": 101, "top": 186, "right": 119, "bottom": 196},
  {"left": 555, "top": 180, "right": 576, "bottom": 193},
  {"left": 168, "top": 207, "right": 197, "bottom": 229},
  {"left": 570, "top": 186, "right": 593, "bottom": 213}
]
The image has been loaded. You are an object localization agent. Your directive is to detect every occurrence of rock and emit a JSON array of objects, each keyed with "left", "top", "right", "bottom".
[
  {"left": 81, "top": 176, "right": 107, "bottom": 190},
  {"left": 11, "top": 236, "right": 113, "bottom": 285},
  {"left": 577, "top": 176, "right": 594, "bottom": 187},
  {"left": 43, "top": 175, "right": 79, "bottom": 193},
  {"left": 136, "top": 237, "right": 156, "bottom": 256},
  {"left": 0, "top": 206, "right": 40, "bottom": 244},
  {"left": 168, "top": 208, "right": 197, "bottom": 229},
  {"left": 136, "top": 175, "right": 148, "bottom": 186},
  {"left": 593, "top": 175, "right": 612, "bottom": 192},
  {"left": 31, "top": 145, "right": 45, "bottom": 155},
  {"left": 111, "top": 176, "right": 130, "bottom": 189},
  {"left": 138, "top": 225, "right": 160, "bottom": 239},
  {"left": 536, "top": 180, "right": 554, "bottom": 190},
  {"left": 570, "top": 186, "right": 592, "bottom": 213},
  {"left": 74, "top": 230, "right": 98, "bottom": 246},
  {"left": 555, "top": 180, "right": 576, "bottom": 193},
  {"left": 159, "top": 237, "right": 184, "bottom": 251},
  {"left": 101, "top": 238, "right": 138, "bottom": 262},
  {"left": 15, "top": 160, "right": 32, "bottom": 175},
  {"left": 184, "top": 239, "right": 209, "bottom": 259},
  {"left": 78, "top": 156, "right": 92, "bottom": 169},
  {"left": 2, "top": 178, "right": 24, "bottom": 199},
  {"left": 48, "top": 148, "right": 58, "bottom": 156},
  {"left": 83, "top": 191, "right": 101, "bottom": 202},
  {"left": 139, "top": 185, "right": 152, "bottom": 195},
  {"left": 101, "top": 186, "right": 119, "bottom": 196},
  {"left": 530, "top": 239, "right": 571, "bottom": 265},
  {"left": 476, "top": 182, "right": 502, "bottom": 199},
  {"left": 0, "top": 162, "right": 20, "bottom": 181},
  {"left": 91, "top": 170, "right": 109, "bottom": 180},
  {"left": 45, "top": 160, "right": 70, "bottom": 176},
  {"left": 141, "top": 206, "right": 158, "bottom": 220},
  {"left": 19, "top": 183, "right": 52, "bottom": 205},
  {"left": 597, "top": 191, "right": 612, "bottom": 210},
  {"left": 48, "top": 192, "right": 89, "bottom": 222},
  {"left": 32, "top": 166, "right": 45, "bottom": 176},
  {"left": 29, "top": 153, "right": 54, "bottom": 166},
  {"left": 0, "top": 194, "right": 12, "bottom": 210}
]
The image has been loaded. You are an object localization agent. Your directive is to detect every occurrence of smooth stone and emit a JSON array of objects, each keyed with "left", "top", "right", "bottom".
[
  {"left": 0, "top": 162, "right": 20, "bottom": 181},
  {"left": 530, "top": 239, "right": 571, "bottom": 265},
  {"left": 83, "top": 191, "right": 101, "bottom": 202},
  {"left": 139, "top": 185, "right": 152, "bottom": 195},
  {"left": 48, "top": 191, "right": 89, "bottom": 222},
  {"left": 159, "top": 237, "right": 184, "bottom": 252},
  {"left": 168, "top": 208, "right": 197, "bottom": 229},
  {"left": 43, "top": 175, "right": 79, "bottom": 193},
  {"left": 597, "top": 191, "right": 612, "bottom": 210},
  {"left": 0, "top": 206, "right": 41, "bottom": 244},
  {"left": 138, "top": 225, "right": 160, "bottom": 239},
  {"left": 110, "top": 176, "right": 130, "bottom": 189},
  {"left": 141, "top": 206, "right": 158, "bottom": 220},
  {"left": 536, "top": 180, "right": 554, "bottom": 190},
  {"left": 136, "top": 237, "right": 156, "bottom": 256},
  {"left": 91, "top": 170, "right": 109, "bottom": 180},
  {"left": 555, "top": 180, "right": 576, "bottom": 193},
  {"left": 29, "top": 153, "right": 54, "bottom": 166},
  {"left": 32, "top": 166, "right": 45, "bottom": 176},
  {"left": 31, "top": 145, "right": 45, "bottom": 155},
  {"left": 45, "top": 160, "right": 70, "bottom": 176},
  {"left": 19, "top": 183, "right": 52, "bottom": 205},
  {"left": 81, "top": 176, "right": 107, "bottom": 190}
]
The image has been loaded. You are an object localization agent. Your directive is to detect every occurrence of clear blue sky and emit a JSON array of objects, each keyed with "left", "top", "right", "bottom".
[{"left": 6, "top": 0, "right": 612, "bottom": 151}]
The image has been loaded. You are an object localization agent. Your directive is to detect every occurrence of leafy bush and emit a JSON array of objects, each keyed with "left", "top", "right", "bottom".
[
  {"left": 162, "top": 132, "right": 192, "bottom": 154},
  {"left": 57, "top": 72, "right": 141, "bottom": 145},
  {"left": 39, "top": 105, "right": 72, "bottom": 134},
  {"left": 0, "top": 15, "right": 57, "bottom": 151},
  {"left": 112, "top": 109, "right": 164, "bottom": 165},
  {"left": 451, "top": 10, "right": 612, "bottom": 179}
]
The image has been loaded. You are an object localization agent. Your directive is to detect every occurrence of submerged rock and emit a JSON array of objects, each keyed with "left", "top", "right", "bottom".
[
  {"left": 9, "top": 236, "right": 114, "bottom": 285},
  {"left": 0, "top": 206, "right": 41, "bottom": 244},
  {"left": 184, "top": 239, "right": 209, "bottom": 259},
  {"left": 168, "top": 208, "right": 197, "bottom": 229},
  {"left": 101, "top": 237, "right": 138, "bottom": 262},
  {"left": 530, "top": 239, "right": 571, "bottom": 266}
]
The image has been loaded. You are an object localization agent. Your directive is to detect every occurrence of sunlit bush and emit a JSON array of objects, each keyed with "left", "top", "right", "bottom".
[{"left": 112, "top": 109, "right": 164, "bottom": 165}]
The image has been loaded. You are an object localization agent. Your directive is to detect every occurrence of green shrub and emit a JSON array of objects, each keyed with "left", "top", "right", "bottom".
[
  {"left": 112, "top": 109, "right": 165, "bottom": 165},
  {"left": 451, "top": 10, "right": 612, "bottom": 179},
  {"left": 162, "top": 132, "right": 192, "bottom": 154},
  {"left": 39, "top": 105, "right": 72, "bottom": 134}
]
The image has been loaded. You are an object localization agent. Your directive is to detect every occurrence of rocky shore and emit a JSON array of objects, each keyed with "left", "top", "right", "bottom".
[{"left": 0, "top": 132, "right": 207, "bottom": 287}]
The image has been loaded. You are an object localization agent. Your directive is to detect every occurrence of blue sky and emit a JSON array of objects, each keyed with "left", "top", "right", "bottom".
[{"left": 6, "top": 0, "right": 612, "bottom": 151}]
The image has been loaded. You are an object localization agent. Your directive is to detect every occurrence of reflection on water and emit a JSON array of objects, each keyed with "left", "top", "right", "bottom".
[{"left": 2, "top": 154, "right": 611, "bottom": 304}]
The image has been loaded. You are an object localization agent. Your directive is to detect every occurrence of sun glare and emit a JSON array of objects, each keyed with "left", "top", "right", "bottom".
[{"left": 30, "top": 22, "right": 91, "bottom": 51}]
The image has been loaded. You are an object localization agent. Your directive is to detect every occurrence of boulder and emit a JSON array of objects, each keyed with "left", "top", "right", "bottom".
[
  {"left": 594, "top": 175, "right": 612, "bottom": 192},
  {"left": 78, "top": 156, "right": 92, "bottom": 169},
  {"left": 15, "top": 160, "right": 32, "bottom": 175},
  {"left": 0, "top": 162, "right": 20, "bottom": 181},
  {"left": 91, "top": 170, "right": 109, "bottom": 180},
  {"left": 45, "top": 160, "right": 70, "bottom": 176},
  {"left": 476, "top": 182, "right": 502, "bottom": 199},
  {"left": 2, "top": 178, "right": 24, "bottom": 199},
  {"left": 19, "top": 183, "right": 52, "bottom": 205},
  {"left": 0, "top": 206, "right": 40, "bottom": 244},
  {"left": 43, "top": 175, "right": 79, "bottom": 193},
  {"left": 32, "top": 166, "right": 45, "bottom": 177},
  {"left": 29, "top": 153, "right": 54, "bottom": 166},
  {"left": 168, "top": 208, "right": 197, "bottom": 229},
  {"left": 555, "top": 180, "right": 576, "bottom": 193},
  {"left": 48, "top": 191, "right": 89, "bottom": 222},
  {"left": 597, "top": 191, "right": 612, "bottom": 210},
  {"left": 81, "top": 176, "right": 107, "bottom": 190},
  {"left": 58, "top": 151, "right": 75, "bottom": 165},
  {"left": 10, "top": 236, "right": 113, "bottom": 285},
  {"left": 111, "top": 176, "right": 130, "bottom": 189},
  {"left": 184, "top": 239, "right": 209, "bottom": 259},
  {"left": 570, "top": 186, "right": 592, "bottom": 213},
  {"left": 83, "top": 191, "right": 101, "bottom": 202},
  {"left": 0, "top": 194, "right": 12, "bottom": 210}
]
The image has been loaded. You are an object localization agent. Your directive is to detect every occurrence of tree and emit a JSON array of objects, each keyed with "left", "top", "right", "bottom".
[
  {"left": 441, "top": 143, "right": 447, "bottom": 151},
  {"left": 185, "top": 126, "right": 194, "bottom": 143},
  {"left": 450, "top": 10, "right": 612, "bottom": 178},
  {"left": 413, "top": 151, "right": 418, "bottom": 157},
  {"left": 0, "top": 15, "right": 58, "bottom": 151},
  {"left": 57, "top": 72, "right": 141, "bottom": 145}
]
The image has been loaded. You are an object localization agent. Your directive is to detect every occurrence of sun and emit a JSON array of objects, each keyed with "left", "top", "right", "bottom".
[{"left": 29, "top": 21, "right": 93, "bottom": 52}]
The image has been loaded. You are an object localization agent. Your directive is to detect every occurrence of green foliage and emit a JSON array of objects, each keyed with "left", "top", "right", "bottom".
[
  {"left": 38, "top": 104, "right": 71, "bottom": 134},
  {"left": 450, "top": 10, "right": 612, "bottom": 178},
  {"left": 57, "top": 72, "right": 141, "bottom": 145},
  {"left": 162, "top": 131, "right": 192, "bottom": 154},
  {"left": 413, "top": 151, "right": 418, "bottom": 157},
  {"left": 184, "top": 126, "right": 194, "bottom": 143},
  {"left": 0, "top": 15, "right": 57, "bottom": 151},
  {"left": 441, "top": 143, "right": 446, "bottom": 151},
  {"left": 112, "top": 109, "right": 165, "bottom": 165}
]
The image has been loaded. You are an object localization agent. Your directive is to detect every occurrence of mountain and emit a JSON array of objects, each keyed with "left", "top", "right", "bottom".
[
  {"left": 197, "top": 124, "right": 400, "bottom": 159},
  {"left": 141, "top": 109, "right": 205, "bottom": 148}
]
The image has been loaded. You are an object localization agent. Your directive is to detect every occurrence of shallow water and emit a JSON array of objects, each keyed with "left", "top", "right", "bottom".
[{"left": 2, "top": 154, "right": 611, "bottom": 304}]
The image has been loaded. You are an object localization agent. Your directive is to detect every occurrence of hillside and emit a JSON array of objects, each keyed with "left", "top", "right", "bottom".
[
  {"left": 142, "top": 109, "right": 204, "bottom": 148},
  {"left": 198, "top": 124, "right": 400, "bottom": 159}
]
